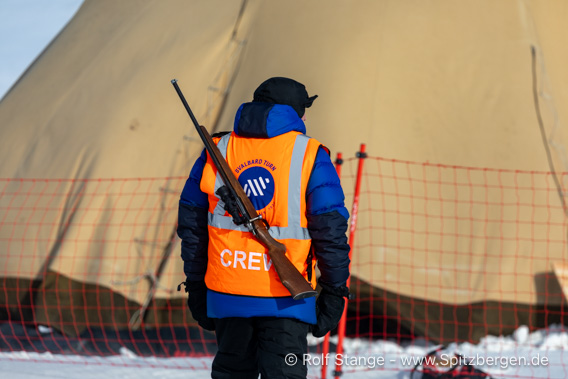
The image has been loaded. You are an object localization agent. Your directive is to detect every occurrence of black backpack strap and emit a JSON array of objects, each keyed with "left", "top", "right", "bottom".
[{"left": 306, "top": 246, "right": 314, "bottom": 282}]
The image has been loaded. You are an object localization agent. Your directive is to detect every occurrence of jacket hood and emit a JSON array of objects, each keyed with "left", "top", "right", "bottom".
[{"left": 233, "top": 102, "right": 306, "bottom": 138}]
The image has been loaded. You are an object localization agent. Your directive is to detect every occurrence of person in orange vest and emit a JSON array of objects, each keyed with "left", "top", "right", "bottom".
[{"left": 177, "top": 77, "right": 351, "bottom": 378}]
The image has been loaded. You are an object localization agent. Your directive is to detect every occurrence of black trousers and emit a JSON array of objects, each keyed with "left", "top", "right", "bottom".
[{"left": 211, "top": 317, "right": 310, "bottom": 379}]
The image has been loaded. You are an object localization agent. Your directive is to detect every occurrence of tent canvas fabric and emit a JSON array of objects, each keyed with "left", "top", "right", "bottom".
[{"left": 1, "top": 0, "right": 568, "bottom": 341}]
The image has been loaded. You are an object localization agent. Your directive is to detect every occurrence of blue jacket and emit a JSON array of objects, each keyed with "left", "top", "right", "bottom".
[{"left": 177, "top": 102, "right": 350, "bottom": 324}]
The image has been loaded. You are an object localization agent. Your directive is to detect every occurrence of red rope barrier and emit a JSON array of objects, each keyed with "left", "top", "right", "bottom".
[{"left": 0, "top": 152, "right": 566, "bottom": 376}]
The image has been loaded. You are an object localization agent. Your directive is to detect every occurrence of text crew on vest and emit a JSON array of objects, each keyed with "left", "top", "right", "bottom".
[{"left": 220, "top": 249, "right": 274, "bottom": 271}]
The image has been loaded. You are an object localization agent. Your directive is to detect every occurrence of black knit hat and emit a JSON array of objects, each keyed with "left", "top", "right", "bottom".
[{"left": 253, "top": 77, "right": 318, "bottom": 118}]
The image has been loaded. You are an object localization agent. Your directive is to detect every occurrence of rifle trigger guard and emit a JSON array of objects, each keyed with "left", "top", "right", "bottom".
[{"left": 248, "top": 215, "right": 270, "bottom": 230}]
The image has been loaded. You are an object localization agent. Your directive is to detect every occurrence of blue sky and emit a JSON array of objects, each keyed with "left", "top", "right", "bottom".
[{"left": 0, "top": 0, "right": 83, "bottom": 100}]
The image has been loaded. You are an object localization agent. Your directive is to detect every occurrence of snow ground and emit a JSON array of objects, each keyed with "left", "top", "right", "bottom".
[{"left": 1, "top": 325, "right": 567, "bottom": 378}]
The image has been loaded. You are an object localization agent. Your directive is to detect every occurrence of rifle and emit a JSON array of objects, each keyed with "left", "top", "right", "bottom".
[{"left": 171, "top": 79, "right": 317, "bottom": 300}]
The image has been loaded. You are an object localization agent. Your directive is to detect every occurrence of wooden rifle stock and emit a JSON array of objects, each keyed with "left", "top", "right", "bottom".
[{"left": 171, "top": 79, "right": 317, "bottom": 300}]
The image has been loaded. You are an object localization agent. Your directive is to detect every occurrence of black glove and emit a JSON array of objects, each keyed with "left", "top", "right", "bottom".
[
  {"left": 311, "top": 283, "right": 351, "bottom": 338},
  {"left": 183, "top": 280, "right": 215, "bottom": 331}
]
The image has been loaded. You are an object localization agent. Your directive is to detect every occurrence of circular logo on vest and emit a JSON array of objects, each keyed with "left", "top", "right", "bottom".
[{"left": 238, "top": 166, "right": 275, "bottom": 210}]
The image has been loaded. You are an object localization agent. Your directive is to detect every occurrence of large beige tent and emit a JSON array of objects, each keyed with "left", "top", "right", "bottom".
[{"left": 1, "top": 0, "right": 568, "bottom": 342}]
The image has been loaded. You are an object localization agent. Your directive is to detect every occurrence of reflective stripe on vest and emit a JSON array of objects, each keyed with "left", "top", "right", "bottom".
[{"left": 209, "top": 133, "right": 311, "bottom": 240}]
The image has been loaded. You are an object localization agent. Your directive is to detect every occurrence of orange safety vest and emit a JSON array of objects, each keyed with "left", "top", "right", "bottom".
[{"left": 201, "top": 131, "right": 322, "bottom": 297}]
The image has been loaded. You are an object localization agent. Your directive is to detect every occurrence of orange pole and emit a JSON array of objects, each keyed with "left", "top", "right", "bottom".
[
  {"left": 333, "top": 144, "right": 366, "bottom": 379},
  {"left": 321, "top": 152, "right": 344, "bottom": 379}
]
